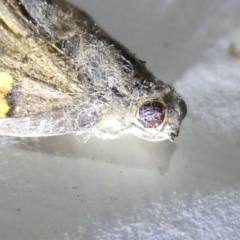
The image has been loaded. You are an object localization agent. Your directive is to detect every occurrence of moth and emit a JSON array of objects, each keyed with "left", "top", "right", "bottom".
[{"left": 0, "top": 0, "right": 187, "bottom": 141}]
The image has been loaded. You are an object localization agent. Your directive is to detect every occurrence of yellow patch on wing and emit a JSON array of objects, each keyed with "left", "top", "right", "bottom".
[
  {"left": 0, "top": 99, "right": 11, "bottom": 116},
  {"left": 0, "top": 72, "right": 14, "bottom": 95},
  {"left": 0, "top": 72, "right": 14, "bottom": 117}
]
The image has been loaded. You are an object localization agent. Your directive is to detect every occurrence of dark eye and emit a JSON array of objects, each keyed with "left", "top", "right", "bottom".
[{"left": 137, "top": 101, "right": 165, "bottom": 128}]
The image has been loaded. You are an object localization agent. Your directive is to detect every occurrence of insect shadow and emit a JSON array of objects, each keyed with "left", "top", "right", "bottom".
[{"left": 1, "top": 135, "right": 176, "bottom": 172}]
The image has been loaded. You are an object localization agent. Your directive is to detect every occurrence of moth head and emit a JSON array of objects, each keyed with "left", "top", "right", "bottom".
[{"left": 128, "top": 90, "right": 187, "bottom": 141}]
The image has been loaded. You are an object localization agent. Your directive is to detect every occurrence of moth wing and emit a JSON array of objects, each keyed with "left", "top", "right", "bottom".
[
  {"left": 0, "top": 108, "right": 98, "bottom": 137},
  {"left": 0, "top": 1, "right": 100, "bottom": 136},
  {"left": 1, "top": 0, "right": 88, "bottom": 93},
  {"left": 0, "top": 69, "right": 98, "bottom": 136}
]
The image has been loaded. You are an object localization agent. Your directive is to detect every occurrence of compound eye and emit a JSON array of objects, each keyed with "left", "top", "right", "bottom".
[{"left": 137, "top": 101, "right": 165, "bottom": 128}]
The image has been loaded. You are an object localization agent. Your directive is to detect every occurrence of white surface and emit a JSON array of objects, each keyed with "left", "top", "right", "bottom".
[{"left": 1, "top": 0, "right": 240, "bottom": 239}]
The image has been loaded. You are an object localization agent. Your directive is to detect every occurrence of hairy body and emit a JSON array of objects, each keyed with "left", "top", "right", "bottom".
[{"left": 0, "top": 0, "right": 187, "bottom": 141}]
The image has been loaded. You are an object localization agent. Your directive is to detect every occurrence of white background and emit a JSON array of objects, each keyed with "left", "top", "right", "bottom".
[{"left": 1, "top": 0, "right": 240, "bottom": 239}]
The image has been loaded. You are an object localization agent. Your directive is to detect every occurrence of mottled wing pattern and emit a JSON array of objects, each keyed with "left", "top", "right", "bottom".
[{"left": 0, "top": 0, "right": 100, "bottom": 136}]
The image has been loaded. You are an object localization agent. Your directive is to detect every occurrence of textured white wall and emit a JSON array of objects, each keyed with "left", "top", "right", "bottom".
[{"left": 1, "top": 0, "right": 240, "bottom": 239}]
